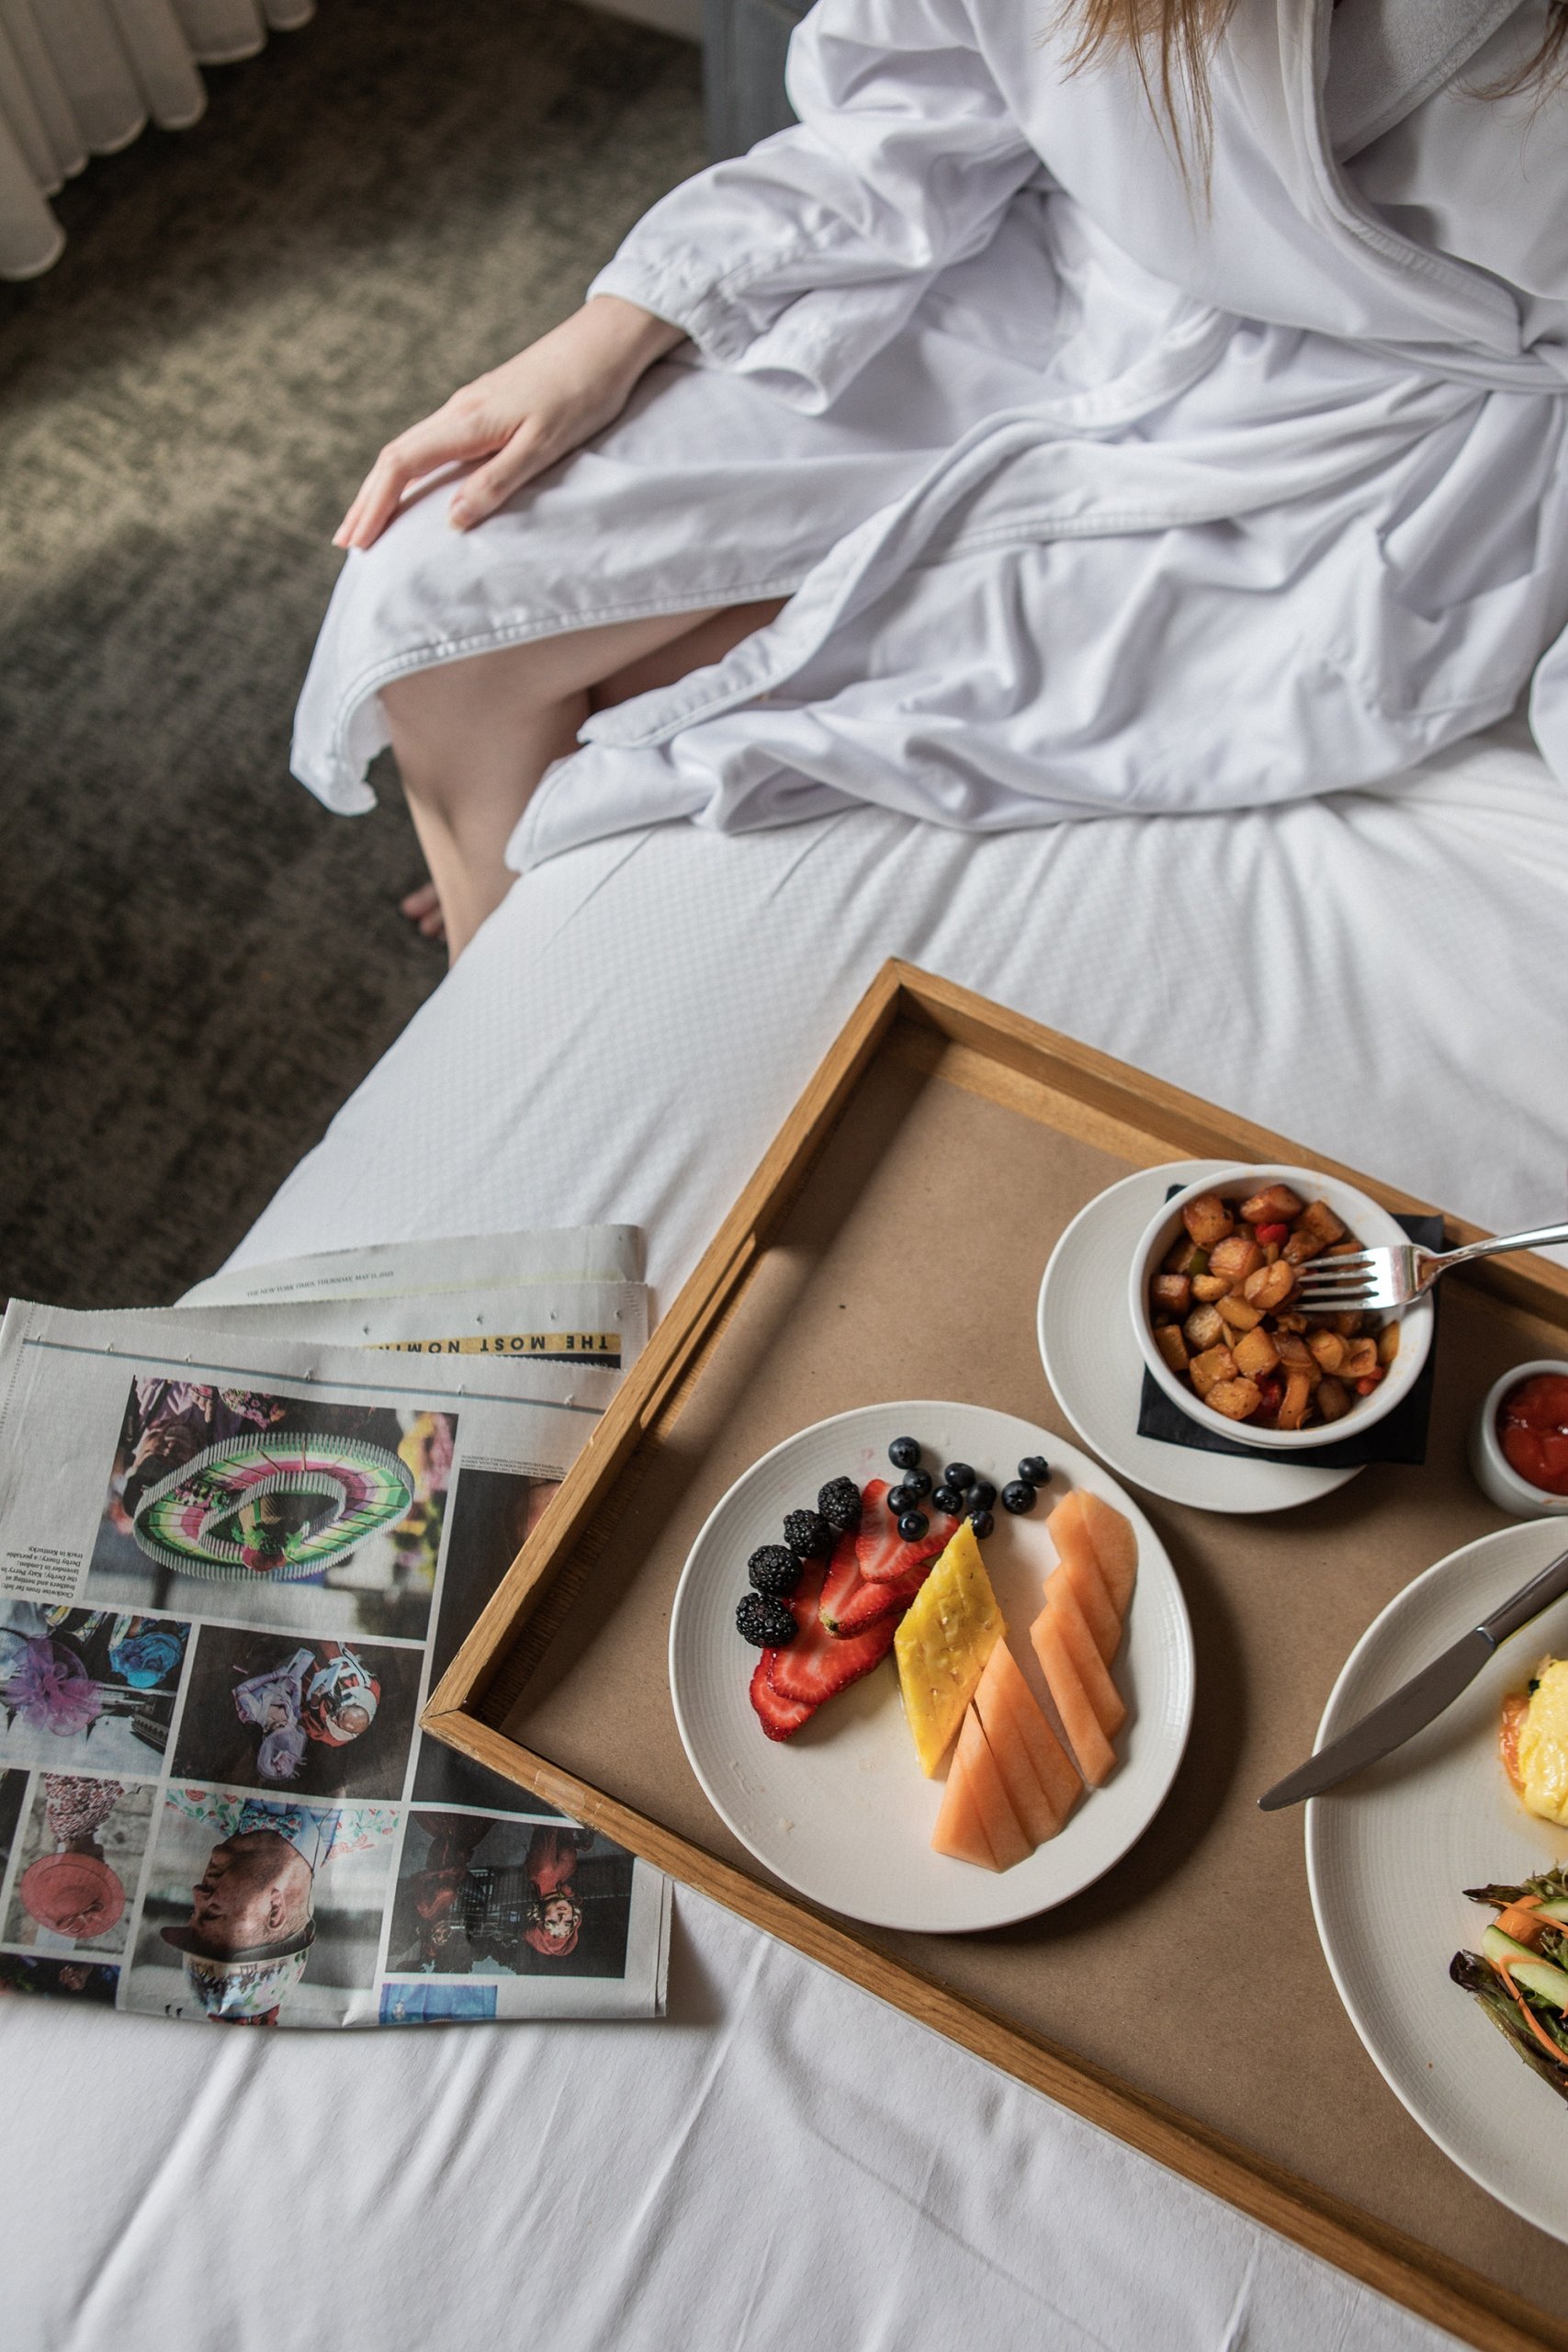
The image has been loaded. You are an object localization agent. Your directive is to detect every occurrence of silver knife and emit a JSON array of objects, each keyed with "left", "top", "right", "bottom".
[{"left": 1258, "top": 1539, "right": 1568, "bottom": 1811}]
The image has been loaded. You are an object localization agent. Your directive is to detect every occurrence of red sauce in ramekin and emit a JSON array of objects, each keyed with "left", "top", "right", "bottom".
[{"left": 1498, "top": 1373, "right": 1568, "bottom": 1496}]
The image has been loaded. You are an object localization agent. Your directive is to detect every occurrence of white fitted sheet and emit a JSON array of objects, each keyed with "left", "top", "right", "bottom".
[{"left": 10, "top": 717, "right": 1568, "bottom": 2351}]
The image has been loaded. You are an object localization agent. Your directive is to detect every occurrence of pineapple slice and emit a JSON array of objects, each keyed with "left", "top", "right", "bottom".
[{"left": 894, "top": 1519, "right": 1006, "bottom": 1776}]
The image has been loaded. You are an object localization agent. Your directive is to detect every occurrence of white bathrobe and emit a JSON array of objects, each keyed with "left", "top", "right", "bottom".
[{"left": 292, "top": 0, "right": 1568, "bottom": 864}]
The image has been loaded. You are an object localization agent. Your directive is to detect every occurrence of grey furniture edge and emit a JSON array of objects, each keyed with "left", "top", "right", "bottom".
[{"left": 704, "top": 0, "right": 810, "bottom": 158}]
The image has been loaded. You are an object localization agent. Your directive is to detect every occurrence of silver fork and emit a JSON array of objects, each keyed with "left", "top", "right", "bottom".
[{"left": 1292, "top": 1220, "right": 1568, "bottom": 1315}]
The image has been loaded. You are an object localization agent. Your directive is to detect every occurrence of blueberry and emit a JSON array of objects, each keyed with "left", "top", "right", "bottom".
[
  {"left": 886, "top": 1484, "right": 911, "bottom": 1516},
  {"left": 1001, "top": 1479, "right": 1038, "bottom": 1515},
  {"left": 965, "top": 1481, "right": 997, "bottom": 1513},
  {"left": 783, "top": 1508, "right": 831, "bottom": 1559},
  {"left": 942, "top": 1462, "right": 975, "bottom": 1492},
  {"left": 931, "top": 1484, "right": 962, "bottom": 1515},
  {"left": 1018, "top": 1455, "right": 1051, "bottom": 1486},
  {"left": 968, "top": 1507, "right": 995, "bottom": 1539},
  {"left": 897, "top": 1510, "right": 929, "bottom": 1541},
  {"left": 888, "top": 1435, "right": 921, "bottom": 1470},
  {"left": 737, "top": 1590, "right": 796, "bottom": 1647},
  {"left": 902, "top": 1464, "right": 932, "bottom": 1499},
  {"left": 749, "top": 1544, "right": 802, "bottom": 1597}
]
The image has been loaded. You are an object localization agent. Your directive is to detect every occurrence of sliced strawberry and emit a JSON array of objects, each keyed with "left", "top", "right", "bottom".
[
  {"left": 769, "top": 1559, "right": 898, "bottom": 1705},
  {"left": 854, "top": 1478, "right": 959, "bottom": 1585},
  {"left": 750, "top": 1646, "right": 816, "bottom": 1741},
  {"left": 820, "top": 1527, "right": 927, "bottom": 1635}
]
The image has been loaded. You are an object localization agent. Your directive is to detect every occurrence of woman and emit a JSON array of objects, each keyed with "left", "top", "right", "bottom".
[{"left": 299, "top": 0, "right": 1568, "bottom": 957}]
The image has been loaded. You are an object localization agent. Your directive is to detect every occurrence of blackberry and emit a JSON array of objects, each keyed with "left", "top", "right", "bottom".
[
  {"left": 737, "top": 1590, "right": 797, "bottom": 1647},
  {"left": 897, "top": 1510, "right": 929, "bottom": 1541},
  {"left": 965, "top": 1481, "right": 998, "bottom": 1513},
  {"left": 1018, "top": 1455, "right": 1051, "bottom": 1486},
  {"left": 942, "top": 1462, "right": 975, "bottom": 1492},
  {"left": 968, "top": 1507, "right": 995, "bottom": 1539},
  {"left": 784, "top": 1508, "right": 831, "bottom": 1559},
  {"left": 749, "top": 1544, "right": 802, "bottom": 1597},
  {"left": 888, "top": 1435, "right": 921, "bottom": 1470},
  {"left": 818, "top": 1476, "right": 863, "bottom": 1532},
  {"left": 931, "top": 1484, "right": 962, "bottom": 1515},
  {"left": 1001, "top": 1479, "right": 1038, "bottom": 1515},
  {"left": 902, "top": 1465, "right": 932, "bottom": 1500}
]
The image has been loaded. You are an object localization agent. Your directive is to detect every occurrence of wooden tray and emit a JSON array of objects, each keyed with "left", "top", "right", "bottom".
[{"left": 424, "top": 961, "right": 1568, "bottom": 2352}]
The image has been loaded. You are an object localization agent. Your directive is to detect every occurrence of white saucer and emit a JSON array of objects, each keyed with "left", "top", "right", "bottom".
[
  {"left": 1306, "top": 1521, "right": 1568, "bottom": 2240},
  {"left": 1037, "top": 1160, "right": 1360, "bottom": 1516},
  {"left": 668, "top": 1401, "right": 1194, "bottom": 1934}
]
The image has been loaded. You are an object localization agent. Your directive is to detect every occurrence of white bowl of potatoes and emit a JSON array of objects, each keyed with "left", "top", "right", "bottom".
[{"left": 1129, "top": 1164, "right": 1435, "bottom": 1453}]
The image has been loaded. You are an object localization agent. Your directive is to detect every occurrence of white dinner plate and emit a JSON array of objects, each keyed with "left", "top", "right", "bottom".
[
  {"left": 668, "top": 1400, "right": 1194, "bottom": 1934},
  {"left": 1037, "top": 1159, "right": 1361, "bottom": 1515},
  {"left": 1306, "top": 1520, "right": 1568, "bottom": 2240}
]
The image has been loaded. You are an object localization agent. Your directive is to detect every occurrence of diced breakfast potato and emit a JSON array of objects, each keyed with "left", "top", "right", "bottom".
[
  {"left": 1183, "top": 1304, "right": 1225, "bottom": 1351},
  {"left": 1207, "top": 1234, "right": 1262, "bottom": 1284},
  {"left": 1300, "top": 1199, "right": 1346, "bottom": 1245},
  {"left": 1240, "top": 1183, "right": 1304, "bottom": 1224},
  {"left": 1208, "top": 1378, "right": 1263, "bottom": 1421},
  {"left": 1181, "top": 1193, "right": 1236, "bottom": 1250},
  {"left": 1189, "top": 1344, "right": 1238, "bottom": 1398},
  {"left": 1149, "top": 1178, "right": 1391, "bottom": 1434},
  {"left": 1243, "top": 1261, "right": 1295, "bottom": 1312}
]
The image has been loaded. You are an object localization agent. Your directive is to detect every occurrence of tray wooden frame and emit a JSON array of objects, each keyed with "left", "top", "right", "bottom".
[{"left": 424, "top": 960, "right": 1568, "bottom": 2352}]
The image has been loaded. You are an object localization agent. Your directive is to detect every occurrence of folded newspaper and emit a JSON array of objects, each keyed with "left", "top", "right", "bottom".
[{"left": 0, "top": 1228, "right": 671, "bottom": 2028}]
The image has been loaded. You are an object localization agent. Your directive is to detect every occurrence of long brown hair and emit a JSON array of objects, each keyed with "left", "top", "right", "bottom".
[{"left": 1070, "top": 0, "right": 1568, "bottom": 170}]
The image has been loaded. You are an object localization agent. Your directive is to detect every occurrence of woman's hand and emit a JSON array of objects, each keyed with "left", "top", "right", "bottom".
[{"left": 333, "top": 296, "right": 686, "bottom": 550}]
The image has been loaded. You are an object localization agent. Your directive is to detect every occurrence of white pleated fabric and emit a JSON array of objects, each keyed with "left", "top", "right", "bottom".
[
  {"left": 0, "top": 0, "right": 315, "bottom": 278},
  {"left": 14, "top": 712, "right": 1565, "bottom": 2349}
]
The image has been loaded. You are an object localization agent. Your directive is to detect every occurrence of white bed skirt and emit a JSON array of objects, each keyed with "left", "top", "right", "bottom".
[{"left": 0, "top": 0, "right": 315, "bottom": 279}]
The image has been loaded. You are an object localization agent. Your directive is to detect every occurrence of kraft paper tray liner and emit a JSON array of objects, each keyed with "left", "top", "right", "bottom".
[{"left": 489, "top": 1033, "right": 1568, "bottom": 2328}]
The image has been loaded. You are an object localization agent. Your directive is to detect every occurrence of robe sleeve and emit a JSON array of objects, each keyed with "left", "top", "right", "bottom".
[{"left": 586, "top": 0, "right": 1042, "bottom": 411}]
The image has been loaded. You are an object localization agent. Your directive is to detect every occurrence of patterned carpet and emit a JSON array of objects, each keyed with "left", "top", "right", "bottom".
[{"left": 0, "top": 0, "right": 704, "bottom": 1307}]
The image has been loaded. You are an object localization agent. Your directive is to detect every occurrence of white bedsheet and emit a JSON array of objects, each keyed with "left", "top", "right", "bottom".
[{"left": 10, "top": 717, "right": 1568, "bottom": 2351}]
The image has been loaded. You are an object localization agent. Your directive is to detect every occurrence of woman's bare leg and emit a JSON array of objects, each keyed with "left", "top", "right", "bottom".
[{"left": 382, "top": 598, "right": 785, "bottom": 961}]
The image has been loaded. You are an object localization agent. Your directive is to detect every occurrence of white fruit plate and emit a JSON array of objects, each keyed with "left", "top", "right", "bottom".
[
  {"left": 1307, "top": 1519, "right": 1568, "bottom": 2243},
  {"left": 668, "top": 1400, "right": 1194, "bottom": 1934}
]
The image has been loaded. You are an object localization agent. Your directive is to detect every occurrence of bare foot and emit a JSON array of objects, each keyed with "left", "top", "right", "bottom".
[{"left": 400, "top": 880, "right": 446, "bottom": 944}]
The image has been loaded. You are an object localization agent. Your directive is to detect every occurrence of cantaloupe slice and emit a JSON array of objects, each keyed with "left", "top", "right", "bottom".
[
  {"left": 1046, "top": 1491, "right": 1138, "bottom": 1618},
  {"left": 947, "top": 1705, "right": 1032, "bottom": 1871},
  {"left": 1031, "top": 1607, "right": 1117, "bottom": 1786},
  {"left": 973, "top": 1639, "right": 1080, "bottom": 1835},
  {"left": 1051, "top": 1553, "right": 1120, "bottom": 1664},
  {"left": 931, "top": 1728, "right": 998, "bottom": 1869},
  {"left": 1044, "top": 1579, "right": 1126, "bottom": 1740}
]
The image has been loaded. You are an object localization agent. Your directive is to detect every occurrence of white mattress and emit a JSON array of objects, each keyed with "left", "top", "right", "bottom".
[{"left": 10, "top": 718, "right": 1568, "bottom": 2351}]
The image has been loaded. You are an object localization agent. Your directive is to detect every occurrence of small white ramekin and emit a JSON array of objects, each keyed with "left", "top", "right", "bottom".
[
  {"left": 1129, "top": 1162, "right": 1436, "bottom": 1453},
  {"left": 1470, "top": 1360, "right": 1568, "bottom": 1518}
]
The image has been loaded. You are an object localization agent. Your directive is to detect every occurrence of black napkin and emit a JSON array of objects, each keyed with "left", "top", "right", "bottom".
[{"left": 1136, "top": 1204, "right": 1443, "bottom": 1468}]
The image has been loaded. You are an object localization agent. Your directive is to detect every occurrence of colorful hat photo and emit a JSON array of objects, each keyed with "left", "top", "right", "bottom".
[
  {"left": 19, "top": 1851, "right": 125, "bottom": 1939},
  {"left": 171, "top": 1941, "right": 313, "bottom": 2023}
]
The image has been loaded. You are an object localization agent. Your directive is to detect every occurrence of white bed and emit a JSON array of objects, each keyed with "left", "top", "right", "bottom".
[{"left": 7, "top": 717, "right": 1567, "bottom": 2351}]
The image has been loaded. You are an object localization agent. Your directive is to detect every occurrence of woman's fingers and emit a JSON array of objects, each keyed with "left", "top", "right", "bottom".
[
  {"left": 447, "top": 418, "right": 559, "bottom": 531},
  {"left": 333, "top": 398, "right": 508, "bottom": 550}
]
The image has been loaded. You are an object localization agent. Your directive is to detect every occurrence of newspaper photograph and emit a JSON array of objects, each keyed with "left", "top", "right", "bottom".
[{"left": 0, "top": 1268, "right": 670, "bottom": 2030}]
